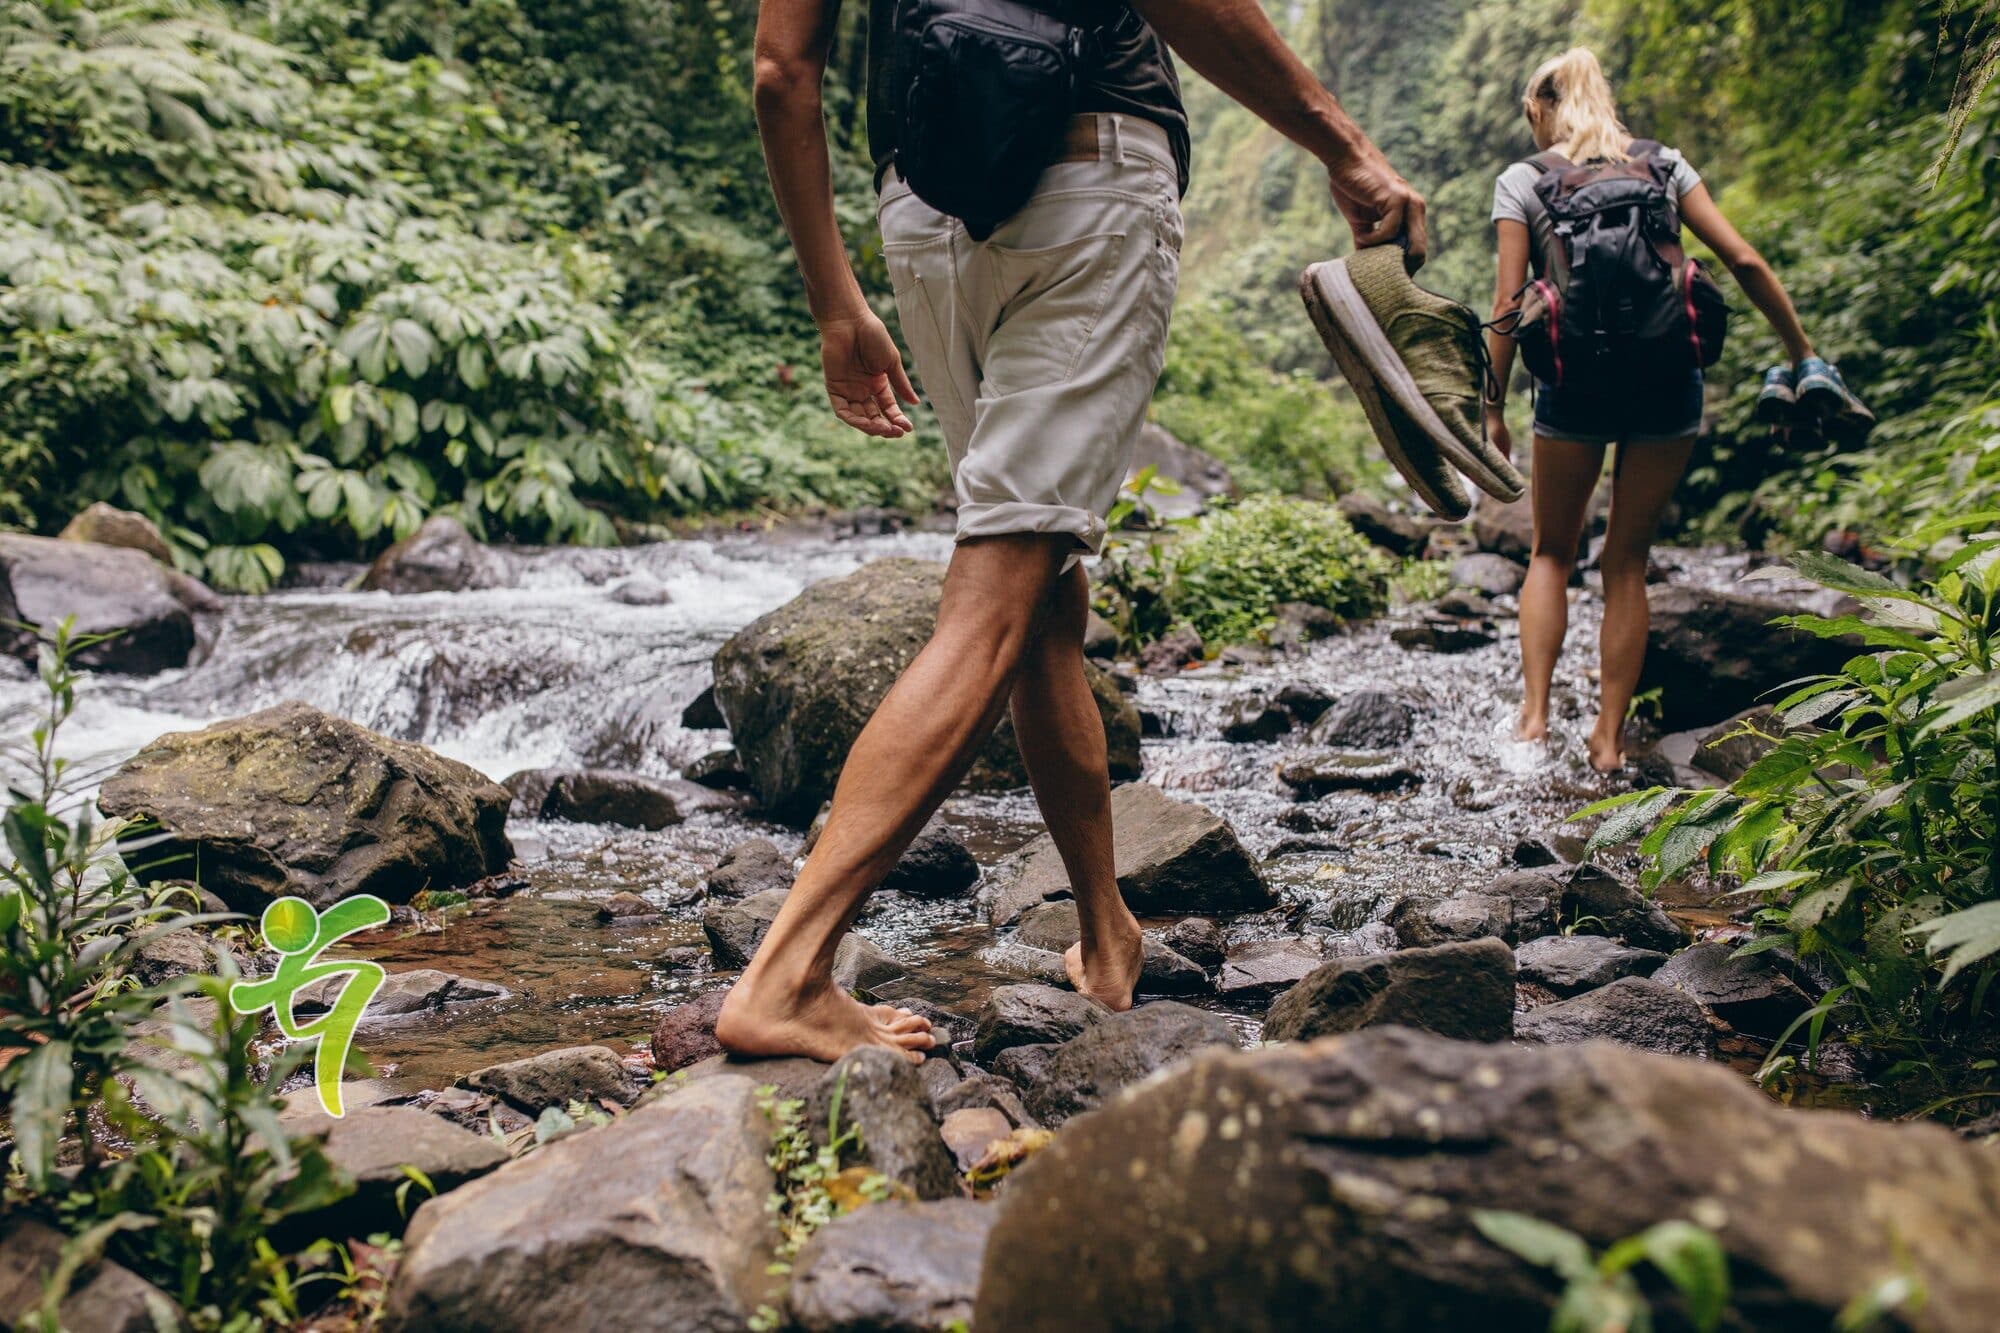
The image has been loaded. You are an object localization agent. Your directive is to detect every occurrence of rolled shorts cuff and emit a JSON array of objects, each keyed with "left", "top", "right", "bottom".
[{"left": 954, "top": 500, "right": 1106, "bottom": 556}]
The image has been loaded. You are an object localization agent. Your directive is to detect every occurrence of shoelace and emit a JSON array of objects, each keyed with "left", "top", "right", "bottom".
[{"left": 1471, "top": 311, "right": 1525, "bottom": 435}]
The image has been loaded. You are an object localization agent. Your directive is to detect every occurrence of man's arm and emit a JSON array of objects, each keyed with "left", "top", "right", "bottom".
[
  {"left": 754, "top": 0, "right": 916, "bottom": 437},
  {"left": 1129, "top": 0, "right": 1427, "bottom": 260}
]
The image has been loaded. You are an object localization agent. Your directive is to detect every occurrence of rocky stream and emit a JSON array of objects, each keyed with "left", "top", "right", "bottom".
[{"left": 3, "top": 494, "right": 1996, "bottom": 1332}]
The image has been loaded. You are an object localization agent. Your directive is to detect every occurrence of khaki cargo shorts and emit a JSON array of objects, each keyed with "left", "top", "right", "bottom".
[{"left": 877, "top": 113, "right": 1183, "bottom": 563}]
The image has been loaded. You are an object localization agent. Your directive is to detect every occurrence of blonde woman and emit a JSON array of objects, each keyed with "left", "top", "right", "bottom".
[{"left": 1484, "top": 47, "right": 1820, "bottom": 772}]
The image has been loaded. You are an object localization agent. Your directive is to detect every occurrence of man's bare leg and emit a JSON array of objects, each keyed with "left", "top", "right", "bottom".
[
  {"left": 716, "top": 534, "right": 1072, "bottom": 1063},
  {"left": 1008, "top": 565, "right": 1143, "bottom": 1010}
]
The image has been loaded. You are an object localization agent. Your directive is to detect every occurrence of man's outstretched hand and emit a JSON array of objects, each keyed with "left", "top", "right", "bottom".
[
  {"left": 1328, "top": 151, "right": 1429, "bottom": 266},
  {"left": 821, "top": 312, "right": 918, "bottom": 438}
]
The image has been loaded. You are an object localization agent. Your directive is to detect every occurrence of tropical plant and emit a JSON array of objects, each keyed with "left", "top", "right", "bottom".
[
  {"left": 1472, "top": 1210, "right": 1731, "bottom": 1333},
  {"left": 1575, "top": 514, "right": 2000, "bottom": 1093}
]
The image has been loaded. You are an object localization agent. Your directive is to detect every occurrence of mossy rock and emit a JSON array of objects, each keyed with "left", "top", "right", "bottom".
[{"left": 711, "top": 559, "right": 1141, "bottom": 824}]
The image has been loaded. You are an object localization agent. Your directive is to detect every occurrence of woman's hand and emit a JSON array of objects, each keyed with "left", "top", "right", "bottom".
[{"left": 1484, "top": 403, "right": 1513, "bottom": 460}]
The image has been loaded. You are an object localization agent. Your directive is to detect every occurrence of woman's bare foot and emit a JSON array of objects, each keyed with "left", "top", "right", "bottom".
[
  {"left": 715, "top": 972, "right": 934, "bottom": 1065},
  {"left": 1586, "top": 728, "right": 1626, "bottom": 773},
  {"left": 1515, "top": 707, "right": 1549, "bottom": 743},
  {"left": 1063, "top": 914, "right": 1145, "bottom": 1012}
]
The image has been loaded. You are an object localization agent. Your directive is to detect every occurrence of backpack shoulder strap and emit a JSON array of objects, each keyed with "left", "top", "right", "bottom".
[{"left": 1523, "top": 150, "right": 1569, "bottom": 176}]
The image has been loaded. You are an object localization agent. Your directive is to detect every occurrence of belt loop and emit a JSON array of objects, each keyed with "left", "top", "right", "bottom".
[{"left": 1109, "top": 114, "right": 1125, "bottom": 164}]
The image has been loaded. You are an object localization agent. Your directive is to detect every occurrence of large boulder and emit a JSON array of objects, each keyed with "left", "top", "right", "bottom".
[
  {"left": 1557, "top": 864, "right": 1685, "bottom": 952},
  {"left": 789, "top": 1199, "right": 995, "bottom": 1333},
  {"left": 1513, "top": 934, "right": 1665, "bottom": 995},
  {"left": 1514, "top": 976, "right": 1712, "bottom": 1058},
  {"left": 360, "top": 515, "right": 510, "bottom": 594},
  {"left": 0, "top": 533, "right": 213, "bottom": 674},
  {"left": 804, "top": 1048, "right": 962, "bottom": 1201},
  {"left": 1263, "top": 938, "right": 1515, "bottom": 1044},
  {"left": 1015, "top": 1002, "right": 1237, "bottom": 1127},
  {"left": 278, "top": 1103, "right": 509, "bottom": 1238},
  {"left": 975, "top": 1029, "right": 2000, "bottom": 1332},
  {"left": 1388, "top": 878, "right": 1557, "bottom": 949},
  {"left": 711, "top": 559, "right": 1140, "bottom": 823},
  {"left": 1640, "top": 585, "right": 1860, "bottom": 729},
  {"left": 0, "top": 1215, "right": 182, "bottom": 1333},
  {"left": 992, "top": 782, "right": 1271, "bottom": 926},
  {"left": 1651, "top": 940, "right": 1814, "bottom": 1037},
  {"left": 708, "top": 838, "right": 795, "bottom": 899},
  {"left": 383, "top": 1075, "right": 781, "bottom": 1331},
  {"left": 59, "top": 502, "right": 174, "bottom": 564},
  {"left": 504, "top": 767, "right": 687, "bottom": 830},
  {"left": 974, "top": 984, "right": 1105, "bottom": 1063},
  {"left": 97, "top": 702, "right": 513, "bottom": 911}
]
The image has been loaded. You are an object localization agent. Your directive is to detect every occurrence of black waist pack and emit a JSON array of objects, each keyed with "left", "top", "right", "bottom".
[{"left": 890, "top": 0, "right": 1101, "bottom": 239}]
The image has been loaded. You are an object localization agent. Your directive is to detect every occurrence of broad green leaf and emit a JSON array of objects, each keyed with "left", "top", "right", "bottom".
[
  {"left": 1636, "top": 1221, "right": 1730, "bottom": 1333},
  {"left": 11, "top": 1038, "right": 74, "bottom": 1189},
  {"left": 1472, "top": 1210, "right": 1595, "bottom": 1281}
]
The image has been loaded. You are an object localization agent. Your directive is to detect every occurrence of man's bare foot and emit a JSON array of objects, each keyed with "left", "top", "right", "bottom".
[
  {"left": 715, "top": 973, "right": 934, "bottom": 1065},
  {"left": 1064, "top": 915, "right": 1145, "bottom": 1012}
]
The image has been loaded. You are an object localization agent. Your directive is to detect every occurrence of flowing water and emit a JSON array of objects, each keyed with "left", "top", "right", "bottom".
[{"left": 0, "top": 524, "right": 1748, "bottom": 1096}]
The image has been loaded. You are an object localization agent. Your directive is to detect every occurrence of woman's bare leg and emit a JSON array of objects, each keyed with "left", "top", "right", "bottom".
[
  {"left": 1590, "top": 434, "right": 1698, "bottom": 770},
  {"left": 1515, "top": 435, "right": 1605, "bottom": 742}
]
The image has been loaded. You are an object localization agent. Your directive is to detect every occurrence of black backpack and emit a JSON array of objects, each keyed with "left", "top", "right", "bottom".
[{"left": 1509, "top": 140, "right": 1728, "bottom": 389}]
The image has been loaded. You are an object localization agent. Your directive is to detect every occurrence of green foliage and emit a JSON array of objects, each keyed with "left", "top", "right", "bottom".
[
  {"left": 751, "top": 1073, "right": 891, "bottom": 1332},
  {"left": 1096, "top": 495, "right": 1395, "bottom": 651},
  {"left": 1574, "top": 517, "right": 2000, "bottom": 1089},
  {"left": 1473, "top": 1210, "right": 1731, "bottom": 1333}
]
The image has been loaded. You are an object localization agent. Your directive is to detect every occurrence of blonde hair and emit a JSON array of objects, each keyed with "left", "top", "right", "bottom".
[{"left": 1524, "top": 47, "right": 1631, "bottom": 164}]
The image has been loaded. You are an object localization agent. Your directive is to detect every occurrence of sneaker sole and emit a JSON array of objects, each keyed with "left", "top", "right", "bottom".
[
  {"left": 1795, "top": 381, "right": 1844, "bottom": 420},
  {"left": 1302, "top": 260, "right": 1524, "bottom": 505},
  {"left": 1754, "top": 391, "right": 1795, "bottom": 426},
  {"left": 1298, "top": 265, "right": 1469, "bottom": 520}
]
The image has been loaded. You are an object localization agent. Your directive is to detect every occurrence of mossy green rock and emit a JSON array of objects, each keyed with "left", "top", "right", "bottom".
[
  {"left": 98, "top": 701, "right": 512, "bottom": 910},
  {"left": 712, "top": 559, "right": 1142, "bottom": 824}
]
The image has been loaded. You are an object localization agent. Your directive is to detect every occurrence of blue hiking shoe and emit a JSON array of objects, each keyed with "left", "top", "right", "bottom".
[
  {"left": 1794, "top": 357, "right": 1849, "bottom": 419},
  {"left": 1755, "top": 364, "right": 1796, "bottom": 425}
]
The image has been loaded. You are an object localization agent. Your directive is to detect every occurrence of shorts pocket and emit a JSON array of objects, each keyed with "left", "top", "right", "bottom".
[
  {"left": 982, "top": 231, "right": 1125, "bottom": 394},
  {"left": 882, "top": 237, "right": 971, "bottom": 436}
]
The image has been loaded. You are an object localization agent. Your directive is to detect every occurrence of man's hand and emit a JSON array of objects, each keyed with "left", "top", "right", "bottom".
[
  {"left": 1329, "top": 151, "right": 1429, "bottom": 264},
  {"left": 821, "top": 312, "right": 918, "bottom": 438}
]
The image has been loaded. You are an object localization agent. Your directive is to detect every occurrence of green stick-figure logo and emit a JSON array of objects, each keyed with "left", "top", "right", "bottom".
[{"left": 228, "top": 894, "right": 390, "bottom": 1117}]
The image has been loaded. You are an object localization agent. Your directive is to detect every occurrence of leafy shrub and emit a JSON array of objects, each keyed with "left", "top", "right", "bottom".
[
  {"left": 1472, "top": 1210, "right": 1730, "bottom": 1333},
  {"left": 1577, "top": 517, "right": 2000, "bottom": 1098},
  {"left": 1097, "top": 495, "right": 1395, "bottom": 650}
]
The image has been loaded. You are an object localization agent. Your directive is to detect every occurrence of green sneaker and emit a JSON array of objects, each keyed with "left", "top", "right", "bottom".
[{"left": 1301, "top": 246, "right": 1525, "bottom": 510}]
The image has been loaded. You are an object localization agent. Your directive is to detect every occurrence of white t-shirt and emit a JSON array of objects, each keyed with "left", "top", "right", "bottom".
[{"left": 1491, "top": 146, "right": 1702, "bottom": 277}]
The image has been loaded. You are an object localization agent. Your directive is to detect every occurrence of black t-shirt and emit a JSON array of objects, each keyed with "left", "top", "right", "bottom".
[{"left": 866, "top": 0, "right": 1192, "bottom": 194}]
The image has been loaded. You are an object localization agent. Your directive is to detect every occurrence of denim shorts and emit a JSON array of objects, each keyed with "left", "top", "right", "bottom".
[{"left": 1534, "top": 370, "right": 1704, "bottom": 445}]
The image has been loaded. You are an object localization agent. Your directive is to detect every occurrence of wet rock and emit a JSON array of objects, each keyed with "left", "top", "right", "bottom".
[
  {"left": 658, "top": 945, "right": 706, "bottom": 970},
  {"left": 992, "top": 783, "right": 1271, "bottom": 925},
  {"left": 879, "top": 817, "right": 979, "bottom": 898},
  {"left": 0, "top": 1215, "right": 182, "bottom": 1332},
  {"left": 458, "top": 1045, "right": 642, "bottom": 1114},
  {"left": 672, "top": 1052, "right": 830, "bottom": 1104},
  {"left": 989, "top": 1042, "right": 1059, "bottom": 1093},
  {"left": 974, "top": 1028, "right": 2000, "bottom": 1332},
  {"left": 1020, "top": 1002, "right": 1238, "bottom": 1127},
  {"left": 708, "top": 838, "right": 794, "bottom": 900},
  {"left": 1268, "top": 601, "right": 1344, "bottom": 649},
  {"left": 297, "top": 967, "right": 508, "bottom": 1020},
  {"left": 129, "top": 929, "right": 245, "bottom": 988},
  {"left": 278, "top": 1103, "right": 509, "bottom": 1238},
  {"left": 651, "top": 990, "right": 728, "bottom": 1075},
  {"left": 596, "top": 891, "right": 658, "bottom": 922},
  {"left": 1514, "top": 934, "right": 1666, "bottom": 995},
  {"left": 1558, "top": 864, "right": 1684, "bottom": 952},
  {"left": 1690, "top": 705, "right": 1779, "bottom": 783},
  {"left": 1139, "top": 624, "right": 1205, "bottom": 674},
  {"left": 1652, "top": 940, "right": 1813, "bottom": 1037},
  {"left": 59, "top": 502, "right": 174, "bottom": 564},
  {"left": 1129, "top": 423, "right": 1237, "bottom": 519},
  {"left": 1083, "top": 610, "right": 1119, "bottom": 660},
  {"left": 1263, "top": 938, "right": 1515, "bottom": 1043},
  {"left": 1389, "top": 874, "right": 1558, "bottom": 949},
  {"left": 1641, "top": 585, "right": 1860, "bottom": 729},
  {"left": 702, "top": 890, "right": 904, "bottom": 992},
  {"left": 1509, "top": 835, "right": 1582, "bottom": 868},
  {"left": 1216, "top": 939, "right": 1322, "bottom": 1006},
  {"left": 1160, "top": 917, "right": 1224, "bottom": 971},
  {"left": 1435, "top": 588, "right": 1500, "bottom": 618},
  {"left": 383, "top": 1075, "right": 780, "bottom": 1331},
  {"left": 1514, "top": 976, "right": 1712, "bottom": 1057},
  {"left": 1277, "top": 750, "right": 1419, "bottom": 797},
  {"left": 790, "top": 1199, "right": 994, "bottom": 1333},
  {"left": 608, "top": 574, "right": 672, "bottom": 606},
  {"left": 806, "top": 1048, "right": 962, "bottom": 1200},
  {"left": 1, "top": 533, "right": 211, "bottom": 674},
  {"left": 1391, "top": 620, "right": 1497, "bottom": 654},
  {"left": 1451, "top": 552, "right": 1527, "bottom": 596},
  {"left": 1221, "top": 696, "right": 1293, "bottom": 743},
  {"left": 1471, "top": 490, "right": 1535, "bottom": 560},
  {"left": 1272, "top": 682, "right": 1334, "bottom": 723},
  {"left": 681, "top": 685, "right": 727, "bottom": 730},
  {"left": 1306, "top": 691, "right": 1414, "bottom": 749},
  {"left": 939, "top": 1108, "right": 1015, "bottom": 1171},
  {"left": 506, "top": 767, "right": 688, "bottom": 830},
  {"left": 98, "top": 702, "right": 511, "bottom": 912},
  {"left": 686, "top": 747, "right": 753, "bottom": 790},
  {"left": 1003, "top": 902, "right": 1212, "bottom": 996},
  {"left": 934, "top": 1072, "right": 1036, "bottom": 1129},
  {"left": 361, "top": 516, "right": 510, "bottom": 594},
  {"left": 974, "top": 985, "right": 1104, "bottom": 1063},
  {"left": 714, "top": 560, "right": 1141, "bottom": 821},
  {"left": 1337, "top": 492, "right": 1431, "bottom": 557}
]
